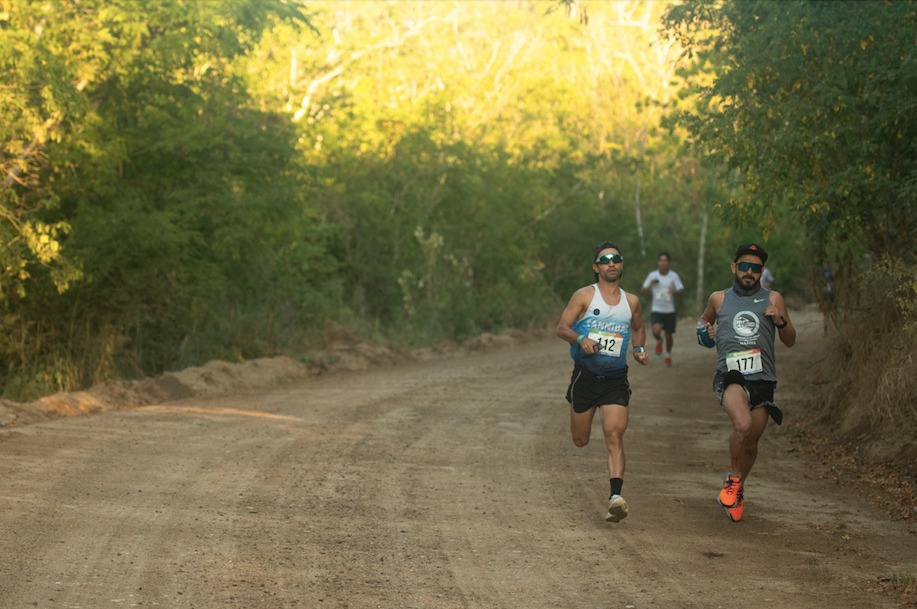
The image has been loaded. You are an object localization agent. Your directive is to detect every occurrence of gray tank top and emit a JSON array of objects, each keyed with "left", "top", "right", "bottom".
[{"left": 715, "top": 286, "right": 777, "bottom": 382}]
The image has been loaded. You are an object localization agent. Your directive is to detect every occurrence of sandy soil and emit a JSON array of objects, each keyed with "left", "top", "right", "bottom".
[{"left": 0, "top": 308, "right": 914, "bottom": 608}]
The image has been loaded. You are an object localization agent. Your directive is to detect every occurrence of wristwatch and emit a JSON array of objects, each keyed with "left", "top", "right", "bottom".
[{"left": 775, "top": 316, "right": 788, "bottom": 329}]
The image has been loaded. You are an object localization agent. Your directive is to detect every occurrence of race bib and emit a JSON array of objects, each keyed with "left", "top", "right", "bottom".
[
  {"left": 654, "top": 287, "right": 672, "bottom": 303},
  {"left": 726, "top": 348, "right": 763, "bottom": 375},
  {"left": 587, "top": 330, "right": 624, "bottom": 357}
]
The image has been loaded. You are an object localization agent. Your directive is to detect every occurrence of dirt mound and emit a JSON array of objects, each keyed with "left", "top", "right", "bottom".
[{"left": 0, "top": 328, "right": 553, "bottom": 429}]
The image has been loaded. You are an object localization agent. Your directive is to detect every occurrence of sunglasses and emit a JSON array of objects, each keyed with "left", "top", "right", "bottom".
[
  {"left": 595, "top": 253, "right": 623, "bottom": 265},
  {"left": 736, "top": 261, "right": 763, "bottom": 273}
]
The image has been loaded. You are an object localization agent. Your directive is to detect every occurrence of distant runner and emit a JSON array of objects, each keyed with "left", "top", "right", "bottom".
[
  {"left": 641, "top": 252, "right": 684, "bottom": 366},
  {"left": 760, "top": 266, "right": 776, "bottom": 289},
  {"left": 697, "top": 243, "right": 796, "bottom": 522},
  {"left": 556, "top": 241, "right": 649, "bottom": 523}
]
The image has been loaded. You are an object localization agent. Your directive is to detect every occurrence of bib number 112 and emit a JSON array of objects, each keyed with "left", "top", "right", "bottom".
[{"left": 587, "top": 330, "right": 624, "bottom": 357}]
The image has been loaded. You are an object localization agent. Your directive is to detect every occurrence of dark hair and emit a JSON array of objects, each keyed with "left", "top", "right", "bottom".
[
  {"left": 658, "top": 252, "right": 671, "bottom": 261},
  {"left": 592, "top": 241, "right": 621, "bottom": 262},
  {"left": 592, "top": 241, "right": 622, "bottom": 281}
]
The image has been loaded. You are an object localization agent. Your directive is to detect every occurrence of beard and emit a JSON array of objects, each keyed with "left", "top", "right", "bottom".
[
  {"left": 737, "top": 274, "right": 760, "bottom": 290},
  {"left": 600, "top": 268, "right": 621, "bottom": 283}
]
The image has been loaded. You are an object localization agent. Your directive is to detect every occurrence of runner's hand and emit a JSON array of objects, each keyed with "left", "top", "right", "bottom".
[
  {"left": 701, "top": 319, "right": 716, "bottom": 341},
  {"left": 765, "top": 304, "right": 780, "bottom": 320}
]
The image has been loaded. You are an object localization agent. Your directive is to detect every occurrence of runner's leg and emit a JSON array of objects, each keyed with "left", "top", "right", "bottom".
[
  {"left": 722, "top": 387, "right": 769, "bottom": 481},
  {"left": 569, "top": 405, "right": 597, "bottom": 447},
  {"left": 599, "top": 404, "right": 628, "bottom": 478},
  {"left": 735, "top": 408, "right": 769, "bottom": 481}
]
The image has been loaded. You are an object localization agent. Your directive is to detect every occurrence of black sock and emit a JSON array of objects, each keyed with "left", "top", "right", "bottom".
[{"left": 610, "top": 477, "right": 623, "bottom": 498}]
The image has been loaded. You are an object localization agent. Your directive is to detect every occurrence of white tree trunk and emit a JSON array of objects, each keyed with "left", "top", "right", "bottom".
[
  {"left": 634, "top": 171, "right": 645, "bottom": 258},
  {"left": 695, "top": 208, "right": 708, "bottom": 316}
]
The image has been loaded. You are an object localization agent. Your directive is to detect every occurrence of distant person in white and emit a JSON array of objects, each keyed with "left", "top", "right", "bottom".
[
  {"left": 641, "top": 252, "right": 685, "bottom": 366},
  {"left": 760, "top": 266, "right": 775, "bottom": 289}
]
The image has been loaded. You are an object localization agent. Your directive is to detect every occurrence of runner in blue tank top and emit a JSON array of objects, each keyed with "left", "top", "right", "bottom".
[
  {"left": 556, "top": 241, "right": 649, "bottom": 523},
  {"left": 697, "top": 242, "right": 796, "bottom": 522}
]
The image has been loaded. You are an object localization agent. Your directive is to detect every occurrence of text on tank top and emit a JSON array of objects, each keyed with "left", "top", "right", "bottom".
[
  {"left": 715, "top": 287, "right": 777, "bottom": 381},
  {"left": 569, "top": 285, "right": 633, "bottom": 377}
]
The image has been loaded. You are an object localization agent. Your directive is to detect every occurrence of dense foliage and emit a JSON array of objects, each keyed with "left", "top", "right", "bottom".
[
  {"left": 1, "top": 0, "right": 332, "bottom": 395},
  {"left": 245, "top": 0, "right": 764, "bottom": 339},
  {"left": 663, "top": 0, "right": 916, "bottom": 309},
  {"left": 663, "top": 0, "right": 917, "bottom": 455},
  {"left": 6, "top": 0, "right": 885, "bottom": 400}
]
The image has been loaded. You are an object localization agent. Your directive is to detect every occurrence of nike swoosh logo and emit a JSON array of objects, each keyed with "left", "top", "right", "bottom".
[{"left": 754, "top": 298, "right": 767, "bottom": 303}]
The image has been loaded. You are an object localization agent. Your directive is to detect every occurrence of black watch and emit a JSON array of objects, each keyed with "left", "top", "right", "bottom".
[{"left": 775, "top": 316, "right": 787, "bottom": 329}]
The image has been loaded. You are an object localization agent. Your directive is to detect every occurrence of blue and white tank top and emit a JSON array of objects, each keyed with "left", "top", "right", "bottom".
[{"left": 569, "top": 285, "right": 633, "bottom": 378}]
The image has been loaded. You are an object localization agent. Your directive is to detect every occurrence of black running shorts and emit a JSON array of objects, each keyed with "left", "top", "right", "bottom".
[
  {"left": 650, "top": 312, "right": 677, "bottom": 334},
  {"left": 712, "top": 370, "right": 783, "bottom": 424},
  {"left": 712, "top": 370, "right": 775, "bottom": 408},
  {"left": 565, "top": 367, "right": 632, "bottom": 414}
]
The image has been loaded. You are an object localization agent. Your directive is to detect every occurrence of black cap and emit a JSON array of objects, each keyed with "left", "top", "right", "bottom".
[{"left": 734, "top": 242, "right": 768, "bottom": 264}]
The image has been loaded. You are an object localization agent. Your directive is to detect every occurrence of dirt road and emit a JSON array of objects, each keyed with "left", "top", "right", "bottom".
[{"left": 0, "top": 310, "right": 914, "bottom": 608}]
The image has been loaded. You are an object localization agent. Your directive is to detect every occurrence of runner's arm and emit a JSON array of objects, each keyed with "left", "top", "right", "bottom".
[
  {"left": 699, "top": 291, "right": 723, "bottom": 343},
  {"left": 767, "top": 292, "right": 796, "bottom": 347},
  {"left": 628, "top": 293, "right": 649, "bottom": 366},
  {"left": 641, "top": 272, "right": 655, "bottom": 293},
  {"left": 556, "top": 287, "right": 599, "bottom": 354}
]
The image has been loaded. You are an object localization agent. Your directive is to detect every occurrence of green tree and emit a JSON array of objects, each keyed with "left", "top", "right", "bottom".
[
  {"left": 663, "top": 0, "right": 916, "bottom": 280},
  {"left": 663, "top": 0, "right": 917, "bottom": 461},
  {"left": 0, "top": 0, "right": 328, "bottom": 396},
  {"left": 245, "top": 1, "right": 719, "bottom": 340},
  {"left": 0, "top": 0, "right": 86, "bottom": 299}
]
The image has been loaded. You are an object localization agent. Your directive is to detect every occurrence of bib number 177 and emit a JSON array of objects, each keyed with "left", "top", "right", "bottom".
[{"left": 726, "top": 348, "right": 763, "bottom": 374}]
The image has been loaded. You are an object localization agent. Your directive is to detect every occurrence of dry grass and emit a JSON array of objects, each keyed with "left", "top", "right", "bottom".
[
  {"left": 794, "top": 292, "right": 917, "bottom": 522},
  {"left": 875, "top": 572, "right": 917, "bottom": 607}
]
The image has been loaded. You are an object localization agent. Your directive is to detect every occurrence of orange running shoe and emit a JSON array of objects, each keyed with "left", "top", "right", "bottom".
[
  {"left": 655, "top": 341, "right": 663, "bottom": 355},
  {"left": 726, "top": 489, "right": 745, "bottom": 522},
  {"left": 718, "top": 475, "right": 741, "bottom": 508},
  {"left": 664, "top": 356, "right": 672, "bottom": 367}
]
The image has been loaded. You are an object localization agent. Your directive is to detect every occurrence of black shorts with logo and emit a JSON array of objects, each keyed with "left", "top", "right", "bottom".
[{"left": 565, "top": 367, "right": 632, "bottom": 414}]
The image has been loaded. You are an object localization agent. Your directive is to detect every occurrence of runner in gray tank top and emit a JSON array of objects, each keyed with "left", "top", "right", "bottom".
[
  {"left": 697, "top": 243, "right": 796, "bottom": 522},
  {"left": 715, "top": 287, "right": 778, "bottom": 381}
]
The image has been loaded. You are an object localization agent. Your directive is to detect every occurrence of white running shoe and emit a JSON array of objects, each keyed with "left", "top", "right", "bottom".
[{"left": 605, "top": 494, "right": 629, "bottom": 523}]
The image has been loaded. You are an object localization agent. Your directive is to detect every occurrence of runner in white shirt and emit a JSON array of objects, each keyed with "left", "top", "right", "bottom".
[{"left": 641, "top": 252, "right": 685, "bottom": 366}]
